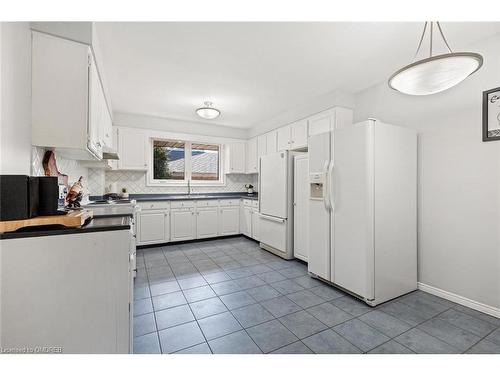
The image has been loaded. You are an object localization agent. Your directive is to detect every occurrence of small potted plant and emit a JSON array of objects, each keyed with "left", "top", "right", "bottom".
[
  {"left": 121, "top": 187, "right": 129, "bottom": 198},
  {"left": 244, "top": 184, "right": 254, "bottom": 194}
]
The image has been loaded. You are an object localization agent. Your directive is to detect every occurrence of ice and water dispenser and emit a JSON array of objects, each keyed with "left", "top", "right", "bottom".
[{"left": 309, "top": 172, "right": 325, "bottom": 199}]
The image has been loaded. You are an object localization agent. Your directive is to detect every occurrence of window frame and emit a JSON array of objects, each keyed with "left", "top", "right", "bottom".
[{"left": 147, "top": 137, "right": 225, "bottom": 186}]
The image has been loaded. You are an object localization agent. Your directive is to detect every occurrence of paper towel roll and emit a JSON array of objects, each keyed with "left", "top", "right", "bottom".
[{"left": 108, "top": 182, "right": 118, "bottom": 194}]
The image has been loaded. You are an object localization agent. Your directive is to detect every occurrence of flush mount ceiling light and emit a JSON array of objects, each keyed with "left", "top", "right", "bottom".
[
  {"left": 196, "top": 101, "right": 220, "bottom": 120},
  {"left": 388, "top": 22, "right": 483, "bottom": 96}
]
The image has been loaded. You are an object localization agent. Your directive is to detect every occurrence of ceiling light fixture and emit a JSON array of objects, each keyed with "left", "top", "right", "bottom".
[
  {"left": 388, "top": 22, "right": 483, "bottom": 96},
  {"left": 196, "top": 101, "right": 220, "bottom": 120}
]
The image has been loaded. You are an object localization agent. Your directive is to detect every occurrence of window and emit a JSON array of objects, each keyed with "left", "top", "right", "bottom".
[
  {"left": 153, "top": 140, "right": 185, "bottom": 180},
  {"left": 150, "top": 138, "right": 223, "bottom": 185},
  {"left": 191, "top": 143, "right": 219, "bottom": 181}
]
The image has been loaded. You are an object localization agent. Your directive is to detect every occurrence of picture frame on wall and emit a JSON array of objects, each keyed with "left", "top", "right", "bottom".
[{"left": 482, "top": 86, "right": 500, "bottom": 142}]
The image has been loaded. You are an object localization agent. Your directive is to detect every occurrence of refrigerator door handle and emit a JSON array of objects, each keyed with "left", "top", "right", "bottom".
[
  {"left": 260, "top": 214, "right": 286, "bottom": 223},
  {"left": 328, "top": 161, "right": 335, "bottom": 211},
  {"left": 323, "top": 160, "right": 331, "bottom": 211}
]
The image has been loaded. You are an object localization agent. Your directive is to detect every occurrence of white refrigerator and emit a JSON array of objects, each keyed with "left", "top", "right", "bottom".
[
  {"left": 308, "top": 119, "right": 417, "bottom": 306},
  {"left": 259, "top": 150, "right": 296, "bottom": 260}
]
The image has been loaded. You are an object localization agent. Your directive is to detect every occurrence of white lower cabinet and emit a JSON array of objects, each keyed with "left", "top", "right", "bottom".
[
  {"left": 241, "top": 199, "right": 261, "bottom": 241},
  {"left": 137, "top": 210, "right": 169, "bottom": 245},
  {"left": 136, "top": 198, "right": 261, "bottom": 246},
  {"left": 219, "top": 206, "right": 240, "bottom": 236},
  {"left": 170, "top": 208, "right": 196, "bottom": 242},
  {"left": 251, "top": 209, "right": 260, "bottom": 241},
  {"left": 241, "top": 206, "right": 252, "bottom": 237},
  {"left": 196, "top": 207, "right": 219, "bottom": 239}
]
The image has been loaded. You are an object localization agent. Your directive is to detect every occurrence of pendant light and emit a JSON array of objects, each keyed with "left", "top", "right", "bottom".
[
  {"left": 196, "top": 101, "right": 220, "bottom": 120},
  {"left": 388, "top": 22, "right": 483, "bottom": 95}
]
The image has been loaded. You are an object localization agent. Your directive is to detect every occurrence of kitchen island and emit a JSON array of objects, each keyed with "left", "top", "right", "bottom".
[{"left": 0, "top": 212, "right": 134, "bottom": 353}]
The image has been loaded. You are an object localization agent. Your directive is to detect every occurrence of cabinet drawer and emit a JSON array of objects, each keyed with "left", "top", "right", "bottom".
[
  {"left": 242, "top": 199, "right": 252, "bottom": 207},
  {"left": 196, "top": 200, "right": 219, "bottom": 208},
  {"left": 170, "top": 200, "right": 195, "bottom": 209},
  {"left": 219, "top": 199, "right": 239, "bottom": 207},
  {"left": 251, "top": 200, "right": 259, "bottom": 209},
  {"left": 138, "top": 201, "right": 170, "bottom": 210}
]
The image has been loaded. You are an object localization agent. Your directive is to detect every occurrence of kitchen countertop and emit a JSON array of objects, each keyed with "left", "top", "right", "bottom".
[
  {"left": 90, "top": 192, "right": 259, "bottom": 202},
  {"left": 0, "top": 216, "right": 131, "bottom": 240}
]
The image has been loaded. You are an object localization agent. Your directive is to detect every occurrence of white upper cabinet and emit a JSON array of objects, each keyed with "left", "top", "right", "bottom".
[
  {"left": 308, "top": 107, "right": 353, "bottom": 136},
  {"left": 246, "top": 137, "right": 258, "bottom": 174},
  {"left": 117, "top": 127, "right": 148, "bottom": 170},
  {"left": 257, "top": 134, "right": 267, "bottom": 159},
  {"left": 308, "top": 110, "right": 334, "bottom": 136},
  {"left": 226, "top": 142, "right": 246, "bottom": 174},
  {"left": 32, "top": 31, "right": 109, "bottom": 161},
  {"left": 290, "top": 119, "right": 308, "bottom": 150},
  {"left": 277, "top": 125, "right": 291, "bottom": 151},
  {"left": 88, "top": 55, "right": 104, "bottom": 159},
  {"left": 265, "top": 131, "right": 278, "bottom": 154}
]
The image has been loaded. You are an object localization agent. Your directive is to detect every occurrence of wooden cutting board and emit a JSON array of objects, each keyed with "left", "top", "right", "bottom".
[{"left": 0, "top": 209, "right": 93, "bottom": 233}]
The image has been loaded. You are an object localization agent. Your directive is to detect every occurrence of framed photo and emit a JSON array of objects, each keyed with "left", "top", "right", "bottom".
[{"left": 482, "top": 87, "right": 500, "bottom": 142}]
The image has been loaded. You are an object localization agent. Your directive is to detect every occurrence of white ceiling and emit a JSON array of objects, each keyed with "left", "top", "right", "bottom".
[{"left": 96, "top": 22, "right": 500, "bottom": 129}]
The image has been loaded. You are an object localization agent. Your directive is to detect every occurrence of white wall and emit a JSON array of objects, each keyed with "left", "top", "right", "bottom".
[
  {"left": 355, "top": 33, "right": 500, "bottom": 310},
  {"left": 114, "top": 112, "right": 249, "bottom": 140},
  {"left": 0, "top": 22, "right": 32, "bottom": 175}
]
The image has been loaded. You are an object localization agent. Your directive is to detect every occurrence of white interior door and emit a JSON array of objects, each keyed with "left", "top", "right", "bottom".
[
  {"left": 294, "top": 155, "right": 309, "bottom": 262},
  {"left": 260, "top": 152, "right": 288, "bottom": 219},
  {"left": 332, "top": 123, "right": 373, "bottom": 299}
]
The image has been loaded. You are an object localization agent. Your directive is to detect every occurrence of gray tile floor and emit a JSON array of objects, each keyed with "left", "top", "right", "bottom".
[{"left": 133, "top": 236, "right": 500, "bottom": 354}]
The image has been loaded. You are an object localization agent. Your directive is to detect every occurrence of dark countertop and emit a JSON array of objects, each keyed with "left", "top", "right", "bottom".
[
  {"left": 0, "top": 216, "right": 131, "bottom": 240},
  {"left": 90, "top": 192, "right": 258, "bottom": 202}
]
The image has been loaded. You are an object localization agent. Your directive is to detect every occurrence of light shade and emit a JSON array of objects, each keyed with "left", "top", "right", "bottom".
[
  {"left": 389, "top": 52, "right": 483, "bottom": 96},
  {"left": 196, "top": 101, "right": 220, "bottom": 120}
]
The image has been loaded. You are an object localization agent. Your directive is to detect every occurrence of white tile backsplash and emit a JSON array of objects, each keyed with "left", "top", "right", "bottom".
[
  {"left": 31, "top": 146, "right": 90, "bottom": 192},
  {"left": 32, "top": 146, "right": 257, "bottom": 196},
  {"left": 104, "top": 170, "right": 255, "bottom": 195}
]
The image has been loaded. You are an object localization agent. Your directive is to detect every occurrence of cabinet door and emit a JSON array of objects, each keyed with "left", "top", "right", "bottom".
[
  {"left": 137, "top": 211, "right": 167, "bottom": 245},
  {"left": 277, "top": 125, "right": 291, "bottom": 151},
  {"left": 171, "top": 209, "right": 196, "bottom": 241},
  {"left": 240, "top": 207, "right": 252, "bottom": 237},
  {"left": 293, "top": 156, "right": 309, "bottom": 261},
  {"left": 257, "top": 134, "right": 267, "bottom": 159},
  {"left": 266, "top": 131, "right": 278, "bottom": 154},
  {"left": 118, "top": 127, "right": 148, "bottom": 170},
  {"left": 102, "top": 104, "right": 113, "bottom": 149},
  {"left": 196, "top": 207, "right": 219, "bottom": 239},
  {"left": 219, "top": 207, "right": 240, "bottom": 236},
  {"left": 308, "top": 110, "right": 334, "bottom": 136},
  {"left": 87, "top": 55, "right": 103, "bottom": 159},
  {"left": 290, "top": 119, "right": 308, "bottom": 150},
  {"left": 246, "top": 137, "right": 258, "bottom": 174},
  {"left": 226, "top": 142, "right": 246, "bottom": 174},
  {"left": 251, "top": 209, "right": 260, "bottom": 241}
]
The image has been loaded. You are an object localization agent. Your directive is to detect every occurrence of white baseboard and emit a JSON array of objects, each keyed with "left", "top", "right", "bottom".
[{"left": 418, "top": 282, "right": 500, "bottom": 319}]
